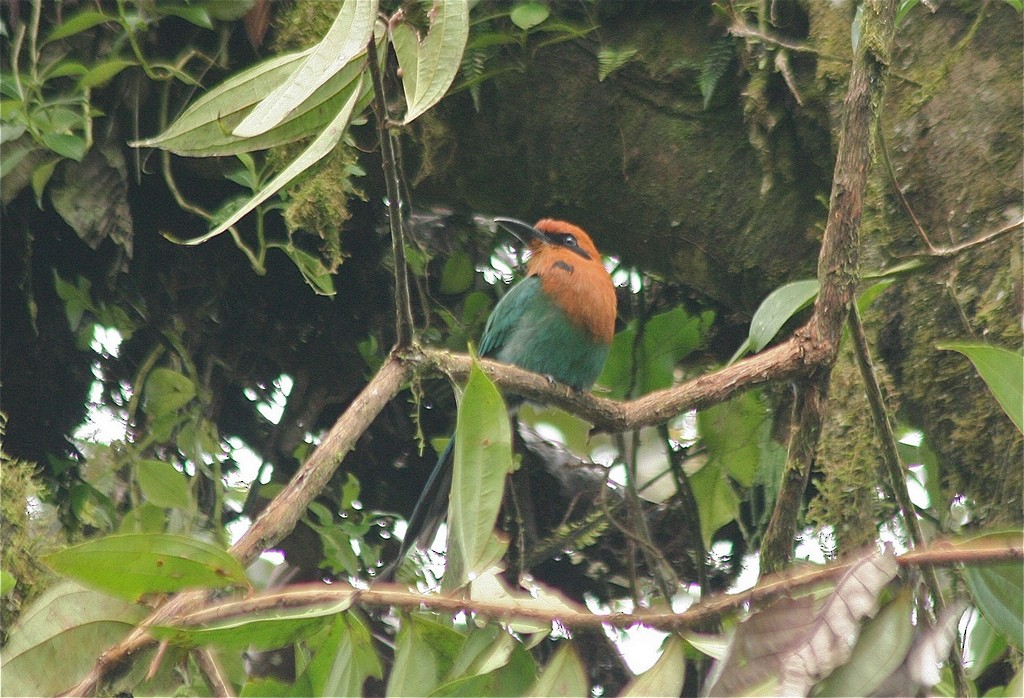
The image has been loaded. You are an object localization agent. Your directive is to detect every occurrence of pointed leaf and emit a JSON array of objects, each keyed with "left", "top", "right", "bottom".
[
  {"left": 688, "top": 457, "right": 740, "bottom": 548},
  {"left": 45, "top": 9, "right": 115, "bottom": 43},
  {"left": 432, "top": 641, "right": 537, "bottom": 697},
  {"left": 621, "top": 635, "right": 686, "bottom": 697},
  {"left": 813, "top": 589, "right": 915, "bottom": 696},
  {"left": 143, "top": 367, "right": 196, "bottom": 418},
  {"left": 44, "top": 533, "right": 249, "bottom": 601},
  {"left": 233, "top": 0, "right": 377, "bottom": 137},
  {"left": 392, "top": 0, "right": 469, "bottom": 124},
  {"left": 191, "top": 74, "right": 366, "bottom": 245},
  {"left": 134, "top": 48, "right": 368, "bottom": 156},
  {"left": 937, "top": 343, "right": 1023, "bottom": 432},
  {"left": 510, "top": 3, "right": 550, "bottom": 30},
  {"left": 444, "top": 358, "right": 513, "bottom": 590},
  {"left": 527, "top": 644, "right": 588, "bottom": 697},
  {"left": 709, "top": 547, "right": 899, "bottom": 696},
  {"left": 731, "top": 278, "right": 819, "bottom": 362}
]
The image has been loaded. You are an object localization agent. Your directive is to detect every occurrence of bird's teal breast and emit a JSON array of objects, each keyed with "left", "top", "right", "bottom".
[{"left": 490, "top": 288, "right": 609, "bottom": 390}]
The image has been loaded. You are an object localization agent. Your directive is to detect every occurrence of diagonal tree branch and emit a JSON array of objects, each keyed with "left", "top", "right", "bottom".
[{"left": 62, "top": 356, "right": 412, "bottom": 697}]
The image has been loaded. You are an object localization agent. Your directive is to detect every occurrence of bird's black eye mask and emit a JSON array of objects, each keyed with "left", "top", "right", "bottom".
[{"left": 549, "top": 234, "right": 591, "bottom": 260}]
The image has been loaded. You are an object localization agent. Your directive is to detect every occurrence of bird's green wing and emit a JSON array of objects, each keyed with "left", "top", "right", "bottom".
[{"left": 478, "top": 276, "right": 543, "bottom": 358}]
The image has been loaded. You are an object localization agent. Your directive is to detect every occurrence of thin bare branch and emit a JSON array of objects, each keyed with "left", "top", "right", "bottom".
[
  {"left": 147, "top": 538, "right": 1023, "bottom": 635},
  {"left": 366, "top": 36, "right": 415, "bottom": 348},
  {"left": 848, "top": 303, "right": 969, "bottom": 692}
]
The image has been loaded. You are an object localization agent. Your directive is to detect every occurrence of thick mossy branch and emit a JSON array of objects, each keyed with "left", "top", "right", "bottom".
[{"left": 759, "top": 0, "right": 898, "bottom": 575}]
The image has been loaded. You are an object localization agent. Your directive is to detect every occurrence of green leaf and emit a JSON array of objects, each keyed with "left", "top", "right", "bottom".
[
  {"left": 527, "top": 644, "right": 588, "bottom": 697},
  {"left": 233, "top": 0, "right": 377, "bottom": 137},
  {"left": 283, "top": 246, "right": 337, "bottom": 296},
  {"left": 392, "top": 0, "right": 470, "bottom": 124},
  {"left": 440, "top": 249, "right": 475, "bottom": 295},
  {"left": 118, "top": 503, "right": 168, "bottom": 534},
  {"left": 306, "top": 612, "right": 382, "bottom": 696},
  {"left": 78, "top": 58, "right": 136, "bottom": 89},
  {"left": 688, "top": 458, "right": 740, "bottom": 549},
  {"left": 156, "top": 5, "right": 213, "bottom": 29},
  {"left": 813, "top": 589, "right": 915, "bottom": 696},
  {"left": 699, "top": 38, "right": 735, "bottom": 108},
  {"left": 443, "top": 357, "right": 513, "bottom": 591},
  {"left": 599, "top": 307, "right": 711, "bottom": 399},
  {"left": 1, "top": 569, "right": 15, "bottom": 595},
  {"left": 45, "top": 9, "right": 115, "bottom": 43},
  {"left": 597, "top": 46, "right": 638, "bottom": 81},
  {"left": 30, "top": 156, "right": 60, "bottom": 208},
  {"left": 433, "top": 640, "right": 537, "bottom": 697},
  {"left": 964, "top": 556, "right": 1024, "bottom": 650},
  {"left": 143, "top": 367, "right": 196, "bottom": 418},
  {"left": 133, "top": 48, "right": 368, "bottom": 156},
  {"left": 621, "top": 635, "right": 686, "bottom": 697},
  {"left": 193, "top": 74, "right": 366, "bottom": 245},
  {"left": 43, "top": 533, "right": 249, "bottom": 601},
  {"left": 0, "top": 581, "right": 147, "bottom": 696},
  {"left": 698, "top": 390, "right": 769, "bottom": 488},
  {"left": 137, "top": 459, "right": 192, "bottom": 510},
  {"left": 151, "top": 593, "right": 353, "bottom": 650},
  {"left": 510, "top": 2, "right": 550, "bottom": 30},
  {"left": 388, "top": 614, "right": 465, "bottom": 696},
  {"left": 40, "top": 132, "right": 87, "bottom": 161},
  {"left": 730, "top": 278, "right": 819, "bottom": 363},
  {"left": 936, "top": 343, "right": 1023, "bottom": 432}
]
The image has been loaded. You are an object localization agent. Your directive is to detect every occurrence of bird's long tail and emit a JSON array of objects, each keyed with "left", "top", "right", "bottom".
[{"left": 380, "top": 436, "right": 454, "bottom": 580}]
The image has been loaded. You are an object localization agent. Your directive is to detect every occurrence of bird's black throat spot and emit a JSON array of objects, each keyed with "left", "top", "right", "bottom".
[{"left": 553, "top": 260, "right": 574, "bottom": 274}]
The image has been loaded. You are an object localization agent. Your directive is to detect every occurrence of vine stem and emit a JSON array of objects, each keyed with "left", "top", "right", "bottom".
[
  {"left": 366, "top": 35, "right": 415, "bottom": 348},
  {"left": 848, "top": 302, "right": 968, "bottom": 695}
]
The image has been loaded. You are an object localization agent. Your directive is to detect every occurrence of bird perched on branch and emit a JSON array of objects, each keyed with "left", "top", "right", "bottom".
[{"left": 382, "top": 217, "right": 617, "bottom": 579}]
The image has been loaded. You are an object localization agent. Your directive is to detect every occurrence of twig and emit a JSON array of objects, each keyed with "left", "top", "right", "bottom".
[
  {"left": 366, "top": 36, "right": 415, "bottom": 348},
  {"left": 848, "top": 303, "right": 969, "bottom": 694},
  {"left": 191, "top": 648, "right": 235, "bottom": 698},
  {"left": 144, "top": 537, "right": 1023, "bottom": 635},
  {"left": 878, "top": 126, "right": 936, "bottom": 252},
  {"left": 760, "top": 377, "right": 828, "bottom": 575}
]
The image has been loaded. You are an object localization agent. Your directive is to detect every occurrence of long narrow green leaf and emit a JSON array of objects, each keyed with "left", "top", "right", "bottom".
[
  {"left": 392, "top": 0, "right": 470, "bottom": 124},
  {"left": 937, "top": 343, "right": 1023, "bottom": 432},
  {"left": 444, "top": 357, "right": 513, "bottom": 591},
  {"left": 134, "top": 49, "right": 370, "bottom": 157},
  {"left": 186, "top": 74, "right": 366, "bottom": 245},
  {"left": 233, "top": 0, "right": 377, "bottom": 137}
]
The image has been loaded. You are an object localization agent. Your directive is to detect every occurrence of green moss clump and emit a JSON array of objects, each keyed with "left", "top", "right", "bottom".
[
  {"left": 1, "top": 427, "right": 60, "bottom": 643},
  {"left": 808, "top": 347, "right": 900, "bottom": 551}
]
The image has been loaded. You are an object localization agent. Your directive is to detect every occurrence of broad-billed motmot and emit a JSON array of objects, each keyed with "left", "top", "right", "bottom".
[{"left": 384, "top": 217, "right": 617, "bottom": 578}]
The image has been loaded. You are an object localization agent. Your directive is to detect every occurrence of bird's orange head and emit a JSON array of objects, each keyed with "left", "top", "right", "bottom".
[{"left": 494, "top": 217, "right": 617, "bottom": 345}]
